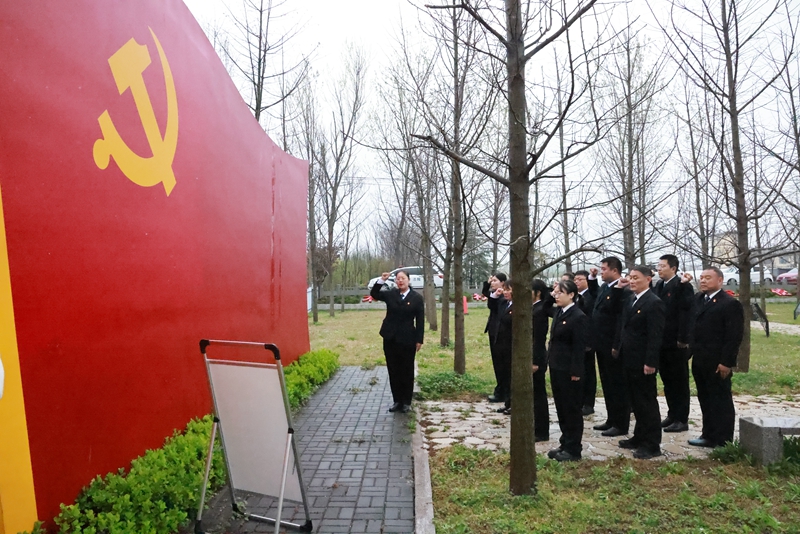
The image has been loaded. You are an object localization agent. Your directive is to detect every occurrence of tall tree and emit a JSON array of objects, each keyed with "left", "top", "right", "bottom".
[
  {"left": 660, "top": 0, "right": 795, "bottom": 370},
  {"left": 416, "top": 0, "right": 605, "bottom": 495}
]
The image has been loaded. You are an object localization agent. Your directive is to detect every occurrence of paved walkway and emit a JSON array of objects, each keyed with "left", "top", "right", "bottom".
[
  {"left": 420, "top": 394, "right": 800, "bottom": 460},
  {"left": 202, "top": 366, "right": 415, "bottom": 534}
]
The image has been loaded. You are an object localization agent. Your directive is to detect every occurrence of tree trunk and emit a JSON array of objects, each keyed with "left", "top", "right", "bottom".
[
  {"left": 721, "top": 0, "right": 751, "bottom": 371},
  {"left": 506, "top": 0, "right": 536, "bottom": 495},
  {"left": 452, "top": 6, "right": 466, "bottom": 374}
]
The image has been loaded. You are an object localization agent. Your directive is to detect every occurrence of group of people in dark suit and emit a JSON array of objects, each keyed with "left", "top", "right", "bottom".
[
  {"left": 370, "top": 257, "right": 745, "bottom": 460},
  {"left": 479, "top": 255, "right": 745, "bottom": 461}
]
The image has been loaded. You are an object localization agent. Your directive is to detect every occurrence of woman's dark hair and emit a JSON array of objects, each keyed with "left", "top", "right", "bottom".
[
  {"left": 502, "top": 279, "right": 513, "bottom": 290},
  {"left": 556, "top": 280, "right": 579, "bottom": 302},
  {"left": 531, "top": 278, "right": 548, "bottom": 297},
  {"left": 494, "top": 272, "right": 508, "bottom": 282},
  {"left": 395, "top": 270, "right": 410, "bottom": 279}
]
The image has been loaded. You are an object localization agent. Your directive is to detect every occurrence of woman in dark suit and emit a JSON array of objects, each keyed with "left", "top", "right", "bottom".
[
  {"left": 531, "top": 279, "right": 553, "bottom": 440},
  {"left": 370, "top": 270, "right": 425, "bottom": 413},
  {"left": 547, "top": 279, "right": 588, "bottom": 462}
]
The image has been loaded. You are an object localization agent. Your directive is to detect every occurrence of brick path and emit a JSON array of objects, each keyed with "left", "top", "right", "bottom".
[{"left": 212, "top": 366, "right": 415, "bottom": 534}]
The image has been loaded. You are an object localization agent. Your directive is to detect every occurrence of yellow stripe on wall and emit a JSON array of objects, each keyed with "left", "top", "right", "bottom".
[{"left": 0, "top": 182, "right": 38, "bottom": 533}]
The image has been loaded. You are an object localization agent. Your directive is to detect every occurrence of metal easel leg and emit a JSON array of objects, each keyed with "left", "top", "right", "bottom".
[{"left": 195, "top": 418, "right": 219, "bottom": 534}]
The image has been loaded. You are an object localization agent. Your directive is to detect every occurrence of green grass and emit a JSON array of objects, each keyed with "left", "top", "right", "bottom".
[
  {"left": 310, "top": 307, "right": 800, "bottom": 397},
  {"left": 431, "top": 445, "right": 800, "bottom": 534},
  {"left": 763, "top": 301, "right": 800, "bottom": 324}
]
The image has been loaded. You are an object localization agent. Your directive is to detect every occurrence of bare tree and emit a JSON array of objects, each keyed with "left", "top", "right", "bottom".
[
  {"left": 415, "top": 0, "right": 608, "bottom": 495},
  {"left": 223, "top": 0, "right": 311, "bottom": 126},
  {"left": 315, "top": 48, "right": 367, "bottom": 317},
  {"left": 659, "top": 0, "right": 796, "bottom": 370}
]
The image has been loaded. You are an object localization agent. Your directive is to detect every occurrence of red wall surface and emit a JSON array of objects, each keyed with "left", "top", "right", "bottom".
[{"left": 0, "top": 0, "right": 309, "bottom": 523}]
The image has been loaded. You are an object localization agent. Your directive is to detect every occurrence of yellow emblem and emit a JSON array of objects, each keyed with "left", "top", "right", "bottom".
[{"left": 93, "top": 28, "right": 178, "bottom": 196}]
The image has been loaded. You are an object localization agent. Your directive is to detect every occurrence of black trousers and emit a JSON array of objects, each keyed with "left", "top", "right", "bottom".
[
  {"left": 625, "top": 368, "right": 662, "bottom": 451},
  {"left": 495, "top": 345, "right": 512, "bottom": 402},
  {"left": 660, "top": 346, "right": 690, "bottom": 424},
  {"left": 533, "top": 366, "right": 550, "bottom": 438},
  {"left": 692, "top": 360, "right": 735, "bottom": 446},
  {"left": 383, "top": 338, "right": 416, "bottom": 405},
  {"left": 596, "top": 348, "right": 631, "bottom": 431},
  {"left": 551, "top": 369, "right": 583, "bottom": 456},
  {"left": 504, "top": 366, "right": 549, "bottom": 438},
  {"left": 582, "top": 349, "right": 597, "bottom": 409},
  {"left": 488, "top": 336, "right": 502, "bottom": 397}
]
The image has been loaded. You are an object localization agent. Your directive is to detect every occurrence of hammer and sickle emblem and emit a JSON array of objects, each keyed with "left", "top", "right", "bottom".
[{"left": 93, "top": 28, "right": 178, "bottom": 196}]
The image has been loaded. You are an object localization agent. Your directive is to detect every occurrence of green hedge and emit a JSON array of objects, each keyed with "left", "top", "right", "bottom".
[{"left": 48, "top": 349, "right": 339, "bottom": 534}]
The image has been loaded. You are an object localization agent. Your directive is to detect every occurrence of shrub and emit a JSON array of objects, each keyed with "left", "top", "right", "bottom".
[
  {"left": 52, "top": 349, "right": 339, "bottom": 534},
  {"left": 416, "top": 371, "right": 491, "bottom": 400}
]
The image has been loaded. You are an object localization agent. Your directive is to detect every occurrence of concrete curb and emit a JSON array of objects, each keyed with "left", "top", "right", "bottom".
[{"left": 413, "top": 406, "right": 436, "bottom": 534}]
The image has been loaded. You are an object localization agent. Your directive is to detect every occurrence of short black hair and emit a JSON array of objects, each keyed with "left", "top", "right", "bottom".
[
  {"left": 659, "top": 254, "right": 679, "bottom": 271},
  {"left": 561, "top": 272, "right": 575, "bottom": 280},
  {"left": 556, "top": 279, "right": 580, "bottom": 302},
  {"left": 601, "top": 256, "right": 623, "bottom": 273},
  {"left": 395, "top": 269, "right": 410, "bottom": 280},
  {"left": 494, "top": 272, "right": 508, "bottom": 282},
  {"left": 574, "top": 270, "right": 589, "bottom": 279},
  {"left": 502, "top": 279, "right": 513, "bottom": 290},
  {"left": 531, "top": 278, "right": 548, "bottom": 297},
  {"left": 705, "top": 266, "right": 724, "bottom": 279},
  {"left": 631, "top": 265, "right": 653, "bottom": 277}
]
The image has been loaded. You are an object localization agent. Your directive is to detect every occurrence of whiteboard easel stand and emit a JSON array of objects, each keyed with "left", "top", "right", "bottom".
[{"left": 195, "top": 339, "right": 313, "bottom": 534}]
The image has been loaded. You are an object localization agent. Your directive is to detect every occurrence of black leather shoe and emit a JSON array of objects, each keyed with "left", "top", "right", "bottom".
[
  {"left": 553, "top": 450, "right": 581, "bottom": 462},
  {"left": 388, "top": 402, "right": 402, "bottom": 413},
  {"left": 688, "top": 437, "right": 714, "bottom": 447},
  {"left": 618, "top": 438, "right": 639, "bottom": 450},
  {"left": 593, "top": 421, "right": 612, "bottom": 431},
  {"left": 497, "top": 406, "right": 511, "bottom": 414},
  {"left": 664, "top": 421, "right": 689, "bottom": 433},
  {"left": 547, "top": 447, "right": 562, "bottom": 459},
  {"left": 488, "top": 395, "right": 506, "bottom": 403},
  {"left": 399, "top": 404, "right": 411, "bottom": 414},
  {"left": 633, "top": 447, "right": 662, "bottom": 460},
  {"left": 601, "top": 427, "right": 626, "bottom": 437},
  {"left": 661, "top": 417, "right": 675, "bottom": 428},
  {"left": 535, "top": 435, "right": 550, "bottom": 443},
  {"left": 582, "top": 406, "right": 595, "bottom": 416}
]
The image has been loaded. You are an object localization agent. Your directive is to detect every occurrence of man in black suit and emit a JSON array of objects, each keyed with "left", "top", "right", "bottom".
[
  {"left": 614, "top": 266, "right": 666, "bottom": 459},
  {"left": 589, "top": 257, "right": 631, "bottom": 437},
  {"left": 482, "top": 272, "right": 508, "bottom": 402},
  {"left": 574, "top": 270, "right": 597, "bottom": 415},
  {"left": 653, "top": 254, "right": 695, "bottom": 433},
  {"left": 687, "top": 267, "right": 744, "bottom": 448},
  {"left": 370, "top": 270, "right": 425, "bottom": 413}
]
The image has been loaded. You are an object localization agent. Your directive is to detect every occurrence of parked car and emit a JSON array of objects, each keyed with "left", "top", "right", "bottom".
[
  {"left": 367, "top": 266, "right": 444, "bottom": 290},
  {"left": 720, "top": 266, "right": 773, "bottom": 285},
  {"left": 777, "top": 268, "right": 798, "bottom": 285}
]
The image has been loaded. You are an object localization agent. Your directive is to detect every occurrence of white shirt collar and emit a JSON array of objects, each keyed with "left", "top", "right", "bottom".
[
  {"left": 561, "top": 302, "right": 575, "bottom": 313},
  {"left": 663, "top": 274, "right": 676, "bottom": 284},
  {"left": 706, "top": 289, "right": 722, "bottom": 300},
  {"left": 634, "top": 288, "right": 650, "bottom": 300},
  {"left": 401, "top": 289, "right": 410, "bottom": 298}
]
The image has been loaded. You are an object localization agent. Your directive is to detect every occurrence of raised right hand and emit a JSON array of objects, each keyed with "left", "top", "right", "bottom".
[{"left": 381, "top": 272, "right": 391, "bottom": 281}]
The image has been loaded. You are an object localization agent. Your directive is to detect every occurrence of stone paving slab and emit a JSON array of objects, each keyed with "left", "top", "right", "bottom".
[
  {"left": 419, "top": 394, "right": 800, "bottom": 461},
  {"left": 205, "top": 366, "right": 415, "bottom": 534}
]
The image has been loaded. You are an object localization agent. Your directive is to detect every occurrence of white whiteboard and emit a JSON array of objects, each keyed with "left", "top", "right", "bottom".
[{"left": 207, "top": 360, "right": 303, "bottom": 502}]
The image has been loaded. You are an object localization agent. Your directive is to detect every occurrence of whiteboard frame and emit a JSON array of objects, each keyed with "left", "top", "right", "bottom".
[{"left": 195, "top": 339, "right": 312, "bottom": 534}]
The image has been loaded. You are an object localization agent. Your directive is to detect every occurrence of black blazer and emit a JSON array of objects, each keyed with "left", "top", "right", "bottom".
[
  {"left": 653, "top": 276, "right": 694, "bottom": 348},
  {"left": 547, "top": 305, "right": 588, "bottom": 377},
  {"left": 614, "top": 289, "right": 666, "bottom": 370},
  {"left": 491, "top": 297, "right": 513, "bottom": 353},
  {"left": 370, "top": 282, "right": 425, "bottom": 346},
  {"left": 589, "top": 278, "right": 629, "bottom": 352},
  {"left": 578, "top": 286, "right": 596, "bottom": 318},
  {"left": 532, "top": 299, "right": 552, "bottom": 367},
  {"left": 482, "top": 281, "right": 501, "bottom": 338},
  {"left": 689, "top": 290, "right": 744, "bottom": 368}
]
